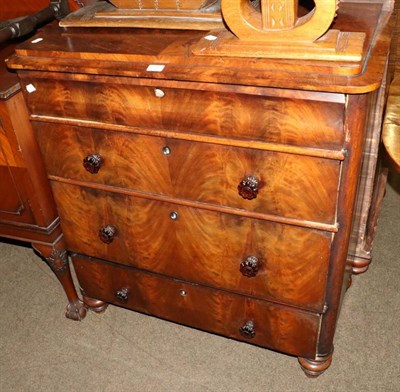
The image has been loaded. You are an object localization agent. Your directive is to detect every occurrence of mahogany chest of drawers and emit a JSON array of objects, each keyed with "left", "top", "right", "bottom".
[{"left": 7, "top": 2, "right": 394, "bottom": 377}]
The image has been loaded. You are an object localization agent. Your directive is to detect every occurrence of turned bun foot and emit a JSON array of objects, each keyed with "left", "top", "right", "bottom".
[
  {"left": 298, "top": 353, "right": 333, "bottom": 378},
  {"left": 65, "top": 299, "right": 87, "bottom": 321},
  {"left": 82, "top": 293, "right": 108, "bottom": 313},
  {"left": 351, "top": 258, "right": 371, "bottom": 274}
]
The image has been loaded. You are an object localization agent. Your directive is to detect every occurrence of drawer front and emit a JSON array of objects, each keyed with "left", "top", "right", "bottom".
[
  {"left": 36, "top": 124, "right": 340, "bottom": 224},
  {"left": 23, "top": 76, "right": 345, "bottom": 149},
  {"left": 72, "top": 255, "right": 320, "bottom": 358},
  {"left": 52, "top": 182, "right": 331, "bottom": 311}
]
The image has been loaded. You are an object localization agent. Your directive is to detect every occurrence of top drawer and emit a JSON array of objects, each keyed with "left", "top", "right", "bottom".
[{"left": 20, "top": 75, "right": 345, "bottom": 150}]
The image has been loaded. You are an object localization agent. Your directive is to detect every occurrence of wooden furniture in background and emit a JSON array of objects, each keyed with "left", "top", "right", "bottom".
[
  {"left": 201, "top": 0, "right": 366, "bottom": 60},
  {"left": 347, "top": 0, "right": 399, "bottom": 274},
  {"left": 383, "top": 77, "right": 400, "bottom": 172},
  {"left": 62, "top": 0, "right": 366, "bottom": 61},
  {"left": 60, "top": 0, "right": 224, "bottom": 30},
  {"left": 0, "top": 1, "right": 86, "bottom": 321},
  {"left": 383, "top": 4, "right": 400, "bottom": 174},
  {"left": 0, "top": 0, "right": 74, "bottom": 20},
  {"left": 7, "top": 0, "right": 396, "bottom": 378},
  {"left": 0, "top": 0, "right": 84, "bottom": 42}
]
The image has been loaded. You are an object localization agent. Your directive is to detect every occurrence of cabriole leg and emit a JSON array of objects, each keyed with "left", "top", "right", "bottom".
[{"left": 33, "top": 237, "right": 86, "bottom": 321}]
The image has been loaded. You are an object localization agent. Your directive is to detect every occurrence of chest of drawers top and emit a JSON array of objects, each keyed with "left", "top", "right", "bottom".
[{"left": 8, "top": 2, "right": 391, "bottom": 93}]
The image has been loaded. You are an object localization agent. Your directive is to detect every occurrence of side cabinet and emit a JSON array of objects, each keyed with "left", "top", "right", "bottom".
[{"left": 0, "top": 44, "right": 85, "bottom": 321}]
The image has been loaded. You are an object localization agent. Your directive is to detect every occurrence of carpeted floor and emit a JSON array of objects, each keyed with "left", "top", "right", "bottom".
[{"left": 1, "top": 176, "right": 399, "bottom": 392}]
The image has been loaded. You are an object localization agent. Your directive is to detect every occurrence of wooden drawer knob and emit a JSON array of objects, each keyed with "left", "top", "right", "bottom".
[
  {"left": 240, "top": 256, "right": 259, "bottom": 277},
  {"left": 238, "top": 176, "right": 259, "bottom": 200},
  {"left": 99, "top": 225, "right": 117, "bottom": 244},
  {"left": 116, "top": 288, "right": 129, "bottom": 302},
  {"left": 239, "top": 320, "right": 256, "bottom": 339},
  {"left": 83, "top": 153, "right": 103, "bottom": 174}
]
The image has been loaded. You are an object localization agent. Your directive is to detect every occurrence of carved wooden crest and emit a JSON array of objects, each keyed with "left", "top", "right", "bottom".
[
  {"left": 192, "top": 0, "right": 366, "bottom": 61},
  {"left": 221, "top": 0, "right": 339, "bottom": 42}
]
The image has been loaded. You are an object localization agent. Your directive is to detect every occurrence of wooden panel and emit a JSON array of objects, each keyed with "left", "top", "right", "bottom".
[
  {"left": 52, "top": 182, "right": 332, "bottom": 311},
  {"left": 9, "top": 4, "right": 390, "bottom": 94},
  {"left": 0, "top": 167, "right": 24, "bottom": 215},
  {"left": 61, "top": 2, "right": 224, "bottom": 31},
  {"left": 0, "top": 96, "right": 35, "bottom": 224},
  {"left": 0, "top": 127, "right": 16, "bottom": 166},
  {"left": 0, "top": 100, "right": 23, "bottom": 167},
  {"left": 23, "top": 76, "right": 345, "bottom": 150},
  {"left": 0, "top": 165, "right": 37, "bottom": 223},
  {"left": 72, "top": 254, "right": 320, "bottom": 358},
  {"left": 0, "top": 92, "right": 59, "bottom": 226},
  {"left": 36, "top": 124, "right": 340, "bottom": 223},
  {"left": 383, "top": 75, "right": 400, "bottom": 172},
  {"left": 110, "top": 0, "right": 207, "bottom": 9}
]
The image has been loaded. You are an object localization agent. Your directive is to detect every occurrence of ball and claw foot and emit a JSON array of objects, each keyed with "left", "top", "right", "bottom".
[
  {"left": 298, "top": 353, "right": 333, "bottom": 378},
  {"left": 65, "top": 299, "right": 87, "bottom": 321}
]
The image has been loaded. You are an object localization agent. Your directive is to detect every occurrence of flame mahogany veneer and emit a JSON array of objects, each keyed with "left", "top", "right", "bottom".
[{"left": 7, "top": 2, "right": 395, "bottom": 377}]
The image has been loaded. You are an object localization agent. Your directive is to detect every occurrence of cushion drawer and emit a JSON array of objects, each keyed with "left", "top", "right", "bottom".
[
  {"left": 52, "top": 182, "right": 331, "bottom": 312},
  {"left": 36, "top": 124, "right": 340, "bottom": 224},
  {"left": 23, "top": 76, "right": 345, "bottom": 149},
  {"left": 72, "top": 254, "right": 320, "bottom": 358}
]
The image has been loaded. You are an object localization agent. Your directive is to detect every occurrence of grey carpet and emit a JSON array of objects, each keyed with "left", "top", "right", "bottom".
[{"left": 1, "top": 176, "right": 399, "bottom": 392}]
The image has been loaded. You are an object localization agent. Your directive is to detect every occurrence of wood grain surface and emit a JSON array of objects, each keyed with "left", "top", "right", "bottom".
[
  {"left": 109, "top": 0, "right": 208, "bottom": 9},
  {"left": 60, "top": 1, "right": 224, "bottom": 31},
  {"left": 72, "top": 254, "right": 320, "bottom": 358},
  {"left": 52, "top": 182, "right": 332, "bottom": 311},
  {"left": 21, "top": 75, "right": 345, "bottom": 149},
  {"left": 0, "top": 167, "right": 28, "bottom": 218},
  {"left": 0, "top": 93, "right": 53, "bottom": 226},
  {"left": 8, "top": 4, "right": 392, "bottom": 93},
  {"left": 383, "top": 75, "right": 400, "bottom": 172}
]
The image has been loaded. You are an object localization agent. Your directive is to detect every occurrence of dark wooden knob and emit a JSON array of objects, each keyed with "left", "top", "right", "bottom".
[
  {"left": 238, "top": 176, "right": 259, "bottom": 200},
  {"left": 116, "top": 288, "right": 129, "bottom": 302},
  {"left": 99, "top": 225, "right": 117, "bottom": 244},
  {"left": 83, "top": 153, "right": 103, "bottom": 174},
  {"left": 240, "top": 256, "right": 259, "bottom": 277},
  {"left": 239, "top": 320, "right": 255, "bottom": 339}
]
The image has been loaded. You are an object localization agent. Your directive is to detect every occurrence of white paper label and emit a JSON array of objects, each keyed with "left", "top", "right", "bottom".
[
  {"left": 146, "top": 64, "right": 165, "bottom": 72},
  {"left": 26, "top": 84, "right": 36, "bottom": 93}
]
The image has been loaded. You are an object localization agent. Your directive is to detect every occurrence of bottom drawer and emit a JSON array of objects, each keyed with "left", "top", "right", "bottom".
[{"left": 72, "top": 254, "right": 320, "bottom": 358}]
